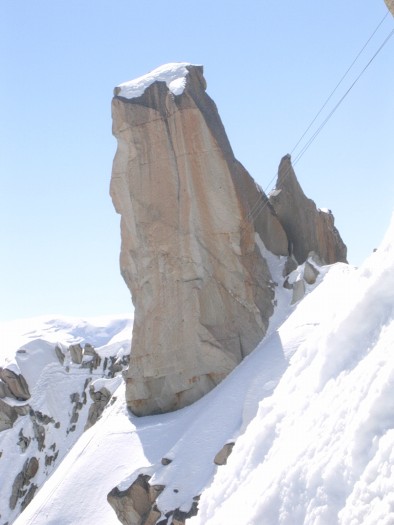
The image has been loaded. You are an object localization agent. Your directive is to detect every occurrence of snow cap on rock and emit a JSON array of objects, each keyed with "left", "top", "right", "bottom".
[{"left": 114, "top": 62, "right": 199, "bottom": 99}]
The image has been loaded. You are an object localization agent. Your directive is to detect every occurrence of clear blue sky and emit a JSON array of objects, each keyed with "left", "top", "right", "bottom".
[{"left": 1, "top": 1, "right": 393, "bottom": 321}]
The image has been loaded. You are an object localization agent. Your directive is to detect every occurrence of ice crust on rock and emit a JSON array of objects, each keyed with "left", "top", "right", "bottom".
[{"left": 114, "top": 62, "right": 196, "bottom": 99}]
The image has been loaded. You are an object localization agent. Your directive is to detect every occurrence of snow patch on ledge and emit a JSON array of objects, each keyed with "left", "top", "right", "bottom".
[{"left": 114, "top": 62, "right": 198, "bottom": 99}]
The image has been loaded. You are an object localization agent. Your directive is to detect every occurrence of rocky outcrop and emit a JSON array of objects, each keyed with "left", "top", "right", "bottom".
[
  {"left": 84, "top": 386, "right": 111, "bottom": 430},
  {"left": 213, "top": 442, "right": 235, "bottom": 466},
  {"left": 269, "top": 155, "right": 347, "bottom": 265},
  {"left": 0, "top": 368, "right": 30, "bottom": 401},
  {"left": 108, "top": 474, "right": 161, "bottom": 525},
  {"left": 54, "top": 345, "right": 65, "bottom": 365},
  {"left": 0, "top": 369, "right": 31, "bottom": 432},
  {"left": 69, "top": 344, "right": 83, "bottom": 364},
  {"left": 111, "top": 63, "right": 347, "bottom": 416},
  {"left": 9, "top": 457, "right": 39, "bottom": 510},
  {"left": 108, "top": 473, "right": 198, "bottom": 525},
  {"left": 0, "top": 399, "right": 29, "bottom": 432}
]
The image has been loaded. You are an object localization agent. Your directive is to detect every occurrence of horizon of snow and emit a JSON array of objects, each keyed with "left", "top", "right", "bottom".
[{"left": 115, "top": 62, "right": 198, "bottom": 99}]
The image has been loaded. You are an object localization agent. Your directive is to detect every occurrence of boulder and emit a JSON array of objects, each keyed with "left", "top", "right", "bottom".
[
  {"left": 291, "top": 279, "right": 306, "bottom": 305},
  {"left": 214, "top": 442, "right": 235, "bottom": 466},
  {"left": 84, "top": 386, "right": 111, "bottom": 430},
  {"left": 69, "top": 344, "right": 83, "bottom": 364},
  {"left": 107, "top": 473, "right": 198, "bottom": 525},
  {"left": 24, "top": 457, "right": 39, "bottom": 479},
  {"left": 54, "top": 345, "right": 65, "bottom": 365},
  {"left": 108, "top": 474, "right": 154, "bottom": 525},
  {"left": 0, "top": 368, "right": 30, "bottom": 401},
  {"left": 303, "top": 260, "right": 319, "bottom": 285},
  {"left": 0, "top": 380, "right": 12, "bottom": 399}
]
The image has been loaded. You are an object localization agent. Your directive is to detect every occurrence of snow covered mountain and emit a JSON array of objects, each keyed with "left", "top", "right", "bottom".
[{"left": 1, "top": 214, "right": 393, "bottom": 525}]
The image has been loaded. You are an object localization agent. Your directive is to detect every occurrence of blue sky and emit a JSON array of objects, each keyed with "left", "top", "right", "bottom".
[{"left": 1, "top": 1, "right": 393, "bottom": 321}]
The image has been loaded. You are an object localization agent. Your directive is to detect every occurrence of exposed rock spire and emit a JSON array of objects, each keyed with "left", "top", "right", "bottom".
[
  {"left": 269, "top": 154, "right": 347, "bottom": 265},
  {"left": 111, "top": 63, "right": 347, "bottom": 416}
]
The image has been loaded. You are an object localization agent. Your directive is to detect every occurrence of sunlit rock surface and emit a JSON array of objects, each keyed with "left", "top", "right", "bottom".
[
  {"left": 111, "top": 63, "right": 347, "bottom": 416},
  {"left": 269, "top": 154, "right": 347, "bottom": 265}
]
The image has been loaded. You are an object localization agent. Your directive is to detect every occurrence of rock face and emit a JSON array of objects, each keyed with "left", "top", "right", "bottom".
[
  {"left": 111, "top": 63, "right": 347, "bottom": 416},
  {"left": 269, "top": 155, "right": 347, "bottom": 265},
  {"left": 108, "top": 473, "right": 198, "bottom": 525}
]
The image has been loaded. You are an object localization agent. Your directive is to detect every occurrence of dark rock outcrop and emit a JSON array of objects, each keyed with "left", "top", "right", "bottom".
[
  {"left": 9, "top": 457, "right": 39, "bottom": 510},
  {"left": 213, "top": 442, "right": 235, "bottom": 466},
  {"left": 0, "top": 368, "right": 30, "bottom": 401},
  {"left": 0, "top": 399, "right": 29, "bottom": 432},
  {"left": 54, "top": 345, "right": 65, "bottom": 365},
  {"left": 69, "top": 344, "right": 83, "bottom": 364},
  {"left": 108, "top": 473, "right": 198, "bottom": 525},
  {"left": 0, "top": 399, "right": 18, "bottom": 431},
  {"left": 107, "top": 474, "right": 161, "bottom": 525},
  {"left": 84, "top": 386, "right": 111, "bottom": 430}
]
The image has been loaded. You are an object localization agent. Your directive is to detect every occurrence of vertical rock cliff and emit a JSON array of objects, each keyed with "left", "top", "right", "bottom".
[{"left": 110, "top": 63, "right": 346, "bottom": 416}]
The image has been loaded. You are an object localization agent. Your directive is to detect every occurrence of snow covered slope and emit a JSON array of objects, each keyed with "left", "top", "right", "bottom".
[
  {"left": 0, "top": 315, "right": 132, "bottom": 525},
  {"left": 4, "top": 215, "right": 394, "bottom": 525},
  {"left": 190, "top": 216, "right": 394, "bottom": 525}
]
